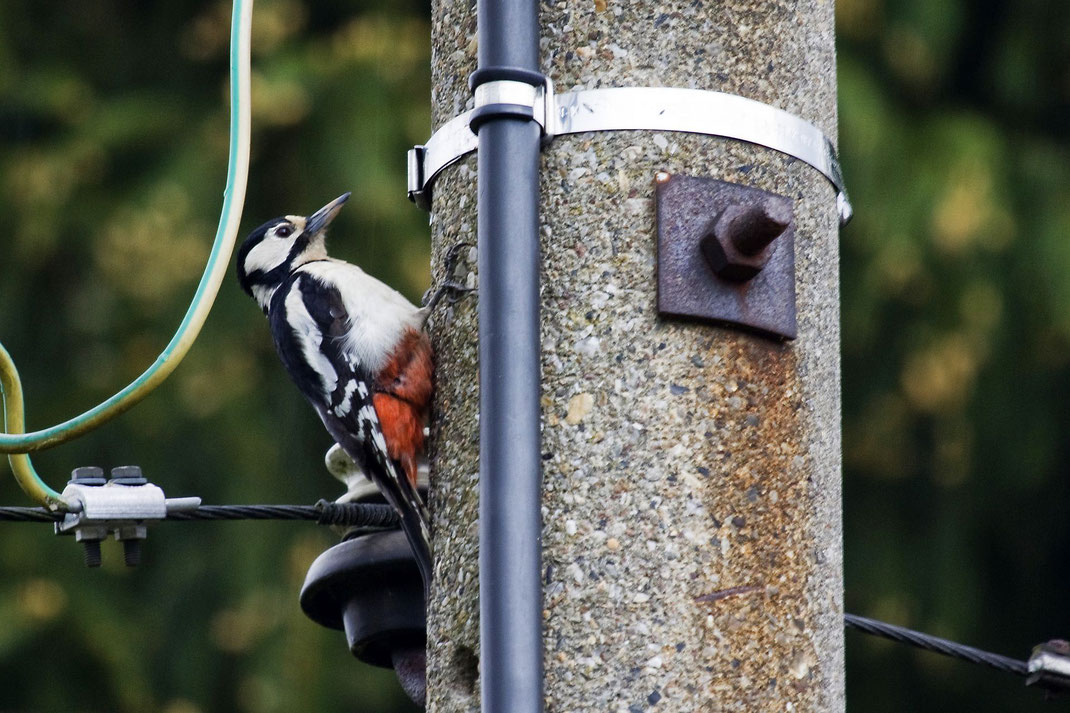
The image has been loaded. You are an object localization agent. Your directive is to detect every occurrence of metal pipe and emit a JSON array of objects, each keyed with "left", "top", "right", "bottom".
[
  {"left": 478, "top": 0, "right": 538, "bottom": 70},
  {"left": 475, "top": 0, "right": 544, "bottom": 711}
]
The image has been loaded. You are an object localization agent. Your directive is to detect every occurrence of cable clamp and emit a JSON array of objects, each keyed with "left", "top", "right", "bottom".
[
  {"left": 1027, "top": 640, "right": 1070, "bottom": 694},
  {"left": 54, "top": 466, "right": 200, "bottom": 566},
  {"left": 407, "top": 83, "right": 852, "bottom": 225}
]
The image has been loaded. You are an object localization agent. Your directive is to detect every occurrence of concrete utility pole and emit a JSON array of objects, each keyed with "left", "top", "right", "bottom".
[{"left": 426, "top": 1, "right": 844, "bottom": 711}]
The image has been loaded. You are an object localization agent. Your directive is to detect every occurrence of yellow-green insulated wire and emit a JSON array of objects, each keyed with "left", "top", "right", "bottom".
[
  {"left": 0, "top": 343, "right": 66, "bottom": 508},
  {"left": 0, "top": 0, "right": 253, "bottom": 509}
]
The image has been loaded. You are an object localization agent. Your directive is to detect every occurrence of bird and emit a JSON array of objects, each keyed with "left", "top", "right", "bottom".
[{"left": 235, "top": 192, "right": 467, "bottom": 595}]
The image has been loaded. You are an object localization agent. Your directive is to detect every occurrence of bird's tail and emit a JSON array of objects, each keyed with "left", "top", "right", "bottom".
[
  {"left": 327, "top": 427, "right": 433, "bottom": 599},
  {"left": 354, "top": 458, "right": 431, "bottom": 598},
  {"left": 392, "top": 468, "right": 433, "bottom": 599}
]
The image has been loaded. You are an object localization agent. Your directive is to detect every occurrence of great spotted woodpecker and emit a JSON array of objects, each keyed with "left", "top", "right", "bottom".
[{"left": 235, "top": 193, "right": 465, "bottom": 592}]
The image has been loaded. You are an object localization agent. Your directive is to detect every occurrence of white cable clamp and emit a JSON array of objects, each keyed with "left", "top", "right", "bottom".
[
  {"left": 1027, "top": 641, "right": 1070, "bottom": 692},
  {"left": 408, "top": 82, "right": 852, "bottom": 226},
  {"left": 55, "top": 475, "right": 202, "bottom": 566}
]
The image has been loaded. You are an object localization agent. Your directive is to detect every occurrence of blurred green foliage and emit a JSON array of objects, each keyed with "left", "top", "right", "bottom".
[
  {"left": 838, "top": 0, "right": 1070, "bottom": 709},
  {"left": 1, "top": 0, "right": 1068, "bottom": 710},
  {"left": 0, "top": 0, "right": 428, "bottom": 711}
]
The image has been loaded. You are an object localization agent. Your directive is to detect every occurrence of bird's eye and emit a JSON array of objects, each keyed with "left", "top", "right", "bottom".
[{"left": 276, "top": 225, "right": 293, "bottom": 238}]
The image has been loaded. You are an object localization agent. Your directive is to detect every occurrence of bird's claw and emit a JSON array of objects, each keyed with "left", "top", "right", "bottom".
[
  {"left": 422, "top": 281, "right": 473, "bottom": 311},
  {"left": 443, "top": 241, "right": 474, "bottom": 279},
  {"left": 422, "top": 243, "right": 475, "bottom": 310}
]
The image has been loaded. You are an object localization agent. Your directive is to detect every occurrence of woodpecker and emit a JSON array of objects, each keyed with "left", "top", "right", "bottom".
[{"left": 235, "top": 193, "right": 464, "bottom": 593}]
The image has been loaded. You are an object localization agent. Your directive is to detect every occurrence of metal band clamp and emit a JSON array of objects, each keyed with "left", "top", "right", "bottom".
[{"left": 408, "top": 82, "right": 852, "bottom": 225}]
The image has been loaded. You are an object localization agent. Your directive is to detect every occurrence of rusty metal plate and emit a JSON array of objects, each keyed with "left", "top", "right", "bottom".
[{"left": 655, "top": 172, "right": 797, "bottom": 341}]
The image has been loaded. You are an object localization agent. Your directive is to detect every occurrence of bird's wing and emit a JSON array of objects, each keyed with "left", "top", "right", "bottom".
[{"left": 272, "top": 273, "right": 433, "bottom": 592}]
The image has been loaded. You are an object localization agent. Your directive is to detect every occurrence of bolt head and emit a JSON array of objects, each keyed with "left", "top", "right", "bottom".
[
  {"left": 70, "top": 466, "right": 106, "bottom": 486},
  {"left": 700, "top": 197, "right": 792, "bottom": 282},
  {"left": 701, "top": 229, "right": 765, "bottom": 281},
  {"left": 110, "top": 465, "right": 147, "bottom": 486}
]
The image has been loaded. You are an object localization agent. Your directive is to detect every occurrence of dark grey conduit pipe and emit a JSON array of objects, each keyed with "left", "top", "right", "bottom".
[{"left": 472, "top": 0, "right": 544, "bottom": 711}]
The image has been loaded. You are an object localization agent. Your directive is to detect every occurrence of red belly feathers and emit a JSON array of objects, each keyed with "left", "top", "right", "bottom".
[{"left": 373, "top": 327, "right": 433, "bottom": 486}]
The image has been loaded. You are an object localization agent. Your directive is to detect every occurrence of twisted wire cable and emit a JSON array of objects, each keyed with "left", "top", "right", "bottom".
[
  {"left": 0, "top": 500, "right": 399, "bottom": 529},
  {"left": 845, "top": 612, "right": 1029, "bottom": 677},
  {"left": 0, "top": 506, "right": 59, "bottom": 522},
  {"left": 0, "top": 500, "right": 1064, "bottom": 694}
]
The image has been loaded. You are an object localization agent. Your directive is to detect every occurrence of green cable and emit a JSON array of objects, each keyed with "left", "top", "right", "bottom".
[
  {"left": 0, "top": 0, "right": 253, "bottom": 508},
  {"left": 0, "top": 343, "right": 65, "bottom": 508}
]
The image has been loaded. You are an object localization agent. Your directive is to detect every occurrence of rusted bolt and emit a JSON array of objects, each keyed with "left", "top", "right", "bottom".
[{"left": 700, "top": 195, "right": 792, "bottom": 282}]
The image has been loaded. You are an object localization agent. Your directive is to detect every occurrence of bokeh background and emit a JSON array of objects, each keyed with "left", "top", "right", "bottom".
[{"left": 0, "top": 0, "right": 1067, "bottom": 711}]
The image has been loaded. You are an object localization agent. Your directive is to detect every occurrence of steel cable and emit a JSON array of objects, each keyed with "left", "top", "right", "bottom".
[
  {"left": 844, "top": 612, "right": 1029, "bottom": 677},
  {"left": 0, "top": 501, "right": 399, "bottom": 529},
  {"left": 1, "top": 503, "right": 1064, "bottom": 695}
]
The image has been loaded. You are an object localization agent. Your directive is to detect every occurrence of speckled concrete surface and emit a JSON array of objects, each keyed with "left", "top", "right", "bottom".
[{"left": 427, "top": 1, "right": 843, "bottom": 711}]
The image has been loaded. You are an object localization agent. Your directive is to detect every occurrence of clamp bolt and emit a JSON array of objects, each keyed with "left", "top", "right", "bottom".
[
  {"left": 122, "top": 539, "right": 142, "bottom": 567},
  {"left": 700, "top": 196, "right": 792, "bottom": 282},
  {"left": 110, "top": 465, "right": 147, "bottom": 486},
  {"left": 115, "top": 525, "right": 149, "bottom": 567},
  {"left": 74, "top": 528, "right": 109, "bottom": 568},
  {"left": 70, "top": 466, "right": 106, "bottom": 486},
  {"left": 68, "top": 468, "right": 106, "bottom": 566},
  {"left": 83, "top": 540, "right": 103, "bottom": 567}
]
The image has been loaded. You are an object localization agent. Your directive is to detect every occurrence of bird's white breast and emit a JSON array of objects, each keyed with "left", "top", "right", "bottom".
[{"left": 297, "top": 259, "right": 423, "bottom": 374}]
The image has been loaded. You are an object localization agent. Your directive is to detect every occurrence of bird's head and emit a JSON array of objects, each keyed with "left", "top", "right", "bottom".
[{"left": 236, "top": 192, "right": 350, "bottom": 311}]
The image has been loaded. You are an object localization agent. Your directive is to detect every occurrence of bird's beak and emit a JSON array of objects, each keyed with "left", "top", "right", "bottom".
[{"left": 305, "top": 192, "right": 351, "bottom": 236}]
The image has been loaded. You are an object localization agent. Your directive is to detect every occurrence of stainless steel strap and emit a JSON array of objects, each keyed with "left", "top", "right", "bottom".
[{"left": 408, "top": 83, "right": 852, "bottom": 225}]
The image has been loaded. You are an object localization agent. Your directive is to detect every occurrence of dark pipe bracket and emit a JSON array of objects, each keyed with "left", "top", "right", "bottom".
[
  {"left": 469, "top": 103, "right": 537, "bottom": 133},
  {"left": 469, "top": 67, "right": 547, "bottom": 90},
  {"left": 655, "top": 172, "right": 797, "bottom": 341}
]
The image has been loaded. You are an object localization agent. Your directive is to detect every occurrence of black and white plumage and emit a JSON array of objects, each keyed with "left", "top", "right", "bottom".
[{"left": 235, "top": 193, "right": 434, "bottom": 592}]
